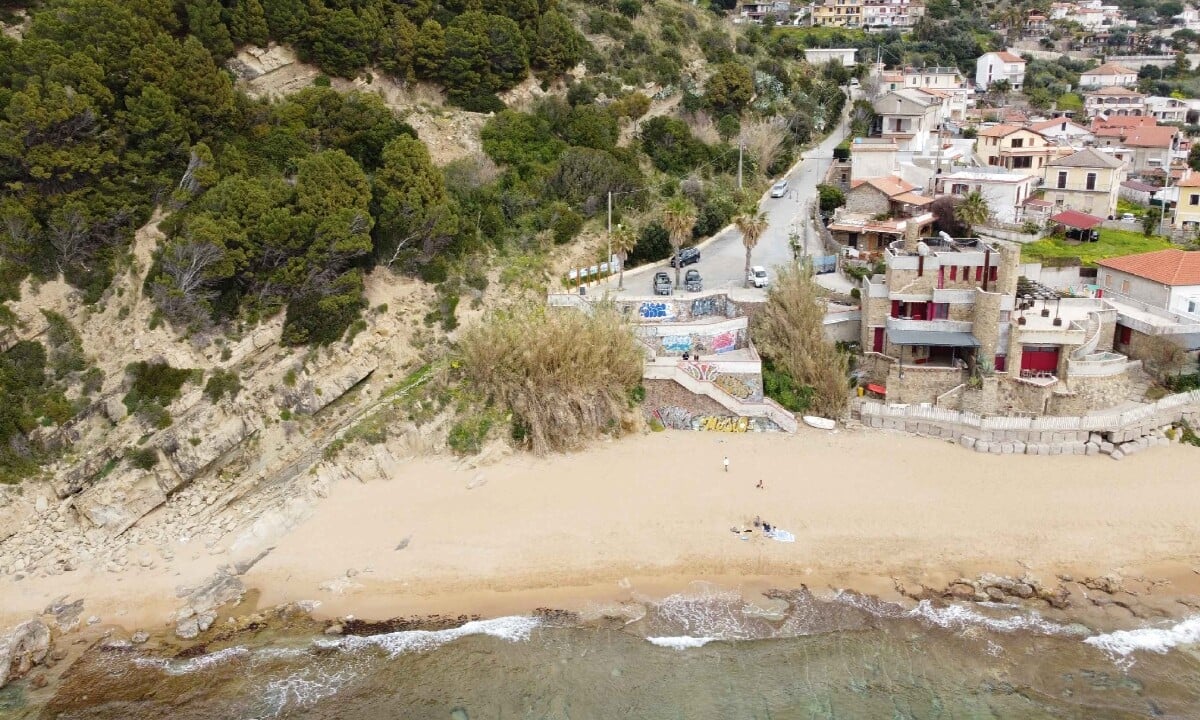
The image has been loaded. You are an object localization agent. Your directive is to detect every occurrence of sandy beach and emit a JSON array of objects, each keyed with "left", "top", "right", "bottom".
[{"left": 4, "top": 428, "right": 1200, "bottom": 631}]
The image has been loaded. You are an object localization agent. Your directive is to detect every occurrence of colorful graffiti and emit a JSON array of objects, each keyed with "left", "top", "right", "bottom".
[
  {"left": 662, "top": 335, "right": 693, "bottom": 352},
  {"left": 681, "top": 361, "right": 719, "bottom": 382},
  {"left": 638, "top": 301, "right": 675, "bottom": 320},
  {"left": 714, "top": 374, "right": 754, "bottom": 400},
  {"left": 694, "top": 416, "right": 751, "bottom": 432},
  {"left": 709, "top": 330, "right": 736, "bottom": 354}
]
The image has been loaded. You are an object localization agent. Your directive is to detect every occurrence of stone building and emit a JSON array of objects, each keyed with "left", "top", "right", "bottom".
[
  {"left": 828, "top": 175, "right": 935, "bottom": 257},
  {"left": 859, "top": 226, "right": 1144, "bottom": 414}
]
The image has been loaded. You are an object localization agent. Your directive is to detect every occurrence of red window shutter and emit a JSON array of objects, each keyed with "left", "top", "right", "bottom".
[
  {"left": 891, "top": 300, "right": 900, "bottom": 317},
  {"left": 995, "top": 355, "right": 1007, "bottom": 372},
  {"left": 990, "top": 266, "right": 998, "bottom": 281},
  {"left": 975, "top": 266, "right": 983, "bottom": 281},
  {"left": 950, "top": 266, "right": 957, "bottom": 280}
]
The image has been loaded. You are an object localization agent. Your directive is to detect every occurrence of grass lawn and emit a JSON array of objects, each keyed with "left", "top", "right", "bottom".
[{"left": 1020, "top": 228, "right": 1174, "bottom": 267}]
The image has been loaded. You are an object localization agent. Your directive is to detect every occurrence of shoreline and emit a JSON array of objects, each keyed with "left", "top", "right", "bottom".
[{"left": 4, "top": 429, "right": 1200, "bottom": 640}]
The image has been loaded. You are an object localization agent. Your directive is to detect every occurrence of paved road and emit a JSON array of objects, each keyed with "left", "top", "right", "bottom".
[{"left": 598, "top": 106, "right": 856, "bottom": 298}]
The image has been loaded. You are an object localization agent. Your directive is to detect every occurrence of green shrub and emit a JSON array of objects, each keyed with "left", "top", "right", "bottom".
[
  {"left": 448, "top": 414, "right": 493, "bottom": 455},
  {"left": 123, "top": 361, "right": 196, "bottom": 417},
  {"left": 125, "top": 446, "right": 159, "bottom": 470},
  {"left": 203, "top": 369, "right": 242, "bottom": 402},
  {"left": 762, "top": 359, "right": 814, "bottom": 413},
  {"left": 41, "top": 310, "right": 86, "bottom": 378}
]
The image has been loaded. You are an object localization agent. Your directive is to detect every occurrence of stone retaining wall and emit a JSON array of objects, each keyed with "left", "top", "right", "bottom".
[{"left": 858, "top": 389, "right": 1200, "bottom": 459}]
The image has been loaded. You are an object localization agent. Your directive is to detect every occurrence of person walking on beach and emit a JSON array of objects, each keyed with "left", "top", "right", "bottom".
[
  {"left": 756, "top": 479, "right": 763, "bottom": 489},
  {"left": 723, "top": 455, "right": 729, "bottom": 473}
]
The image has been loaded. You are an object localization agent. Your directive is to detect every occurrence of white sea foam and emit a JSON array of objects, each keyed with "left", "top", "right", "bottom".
[
  {"left": 646, "top": 636, "right": 717, "bottom": 649},
  {"left": 1084, "top": 615, "right": 1200, "bottom": 657},
  {"left": 906, "top": 600, "right": 1075, "bottom": 636},
  {"left": 327, "top": 615, "right": 542, "bottom": 658},
  {"left": 133, "top": 646, "right": 252, "bottom": 675}
]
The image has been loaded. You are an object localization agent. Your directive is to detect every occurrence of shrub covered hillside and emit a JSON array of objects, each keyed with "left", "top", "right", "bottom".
[{"left": 0, "top": 0, "right": 862, "bottom": 476}]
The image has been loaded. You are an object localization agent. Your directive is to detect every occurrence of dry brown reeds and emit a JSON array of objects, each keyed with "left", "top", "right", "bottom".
[
  {"left": 457, "top": 302, "right": 644, "bottom": 454},
  {"left": 752, "top": 267, "right": 849, "bottom": 419},
  {"left": 742, "top": 118, "right": 785, "bottom": 176}
]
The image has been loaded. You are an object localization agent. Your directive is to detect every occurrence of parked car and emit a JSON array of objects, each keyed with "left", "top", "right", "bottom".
[
  {"left": 1120, "top": 213, "right": 1136, "bottom": 222},
  {"left": 747, "top": 265, "right": 769, "bottom": 288},
  {"left": 670, "top": 246, "right": 701, "bottom": 267},
  {"left": 684, "top": 268, "right": 702, "bottom": 292},
  {"left": 770, "top": 180, "right": 789, "bottom": 198},
  {"left": 653, "top": 271, "right": 672, "bottom": 295}
]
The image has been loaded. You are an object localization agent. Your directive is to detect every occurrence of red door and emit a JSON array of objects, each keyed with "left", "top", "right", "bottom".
[
  {"left": 873, "top": 327, "right": 884, "bottom": 353},
  {"left": 1021, "top": 346, "right": 1060, "bottom": 373}
]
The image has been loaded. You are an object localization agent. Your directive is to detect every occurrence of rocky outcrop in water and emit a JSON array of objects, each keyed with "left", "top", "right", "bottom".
[{"left": 0, "top": 619, "right": 50, "bottom": 689}]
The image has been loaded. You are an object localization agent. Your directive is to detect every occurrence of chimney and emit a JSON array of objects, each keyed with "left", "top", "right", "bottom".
[{"left": 903, "top": 219, "right": 920, "bottom": 253}]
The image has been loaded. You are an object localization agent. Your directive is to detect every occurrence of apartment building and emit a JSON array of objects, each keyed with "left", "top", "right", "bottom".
[
  {"left": 934, "top": 169, "right": 1040, "bottom": 224},
  {"left": 812, "top": 0, "right": 862, "bottom": 27},
  {"left": 975, "top": 125, "right": 1060, "bottom": 171},
  {"left": 1044, "top": 148, "right": 1126, "bottom": 219},
  {"left": 1079, "top": 62, "right": 1138, "bottom": 88},
  {"left": 975, "top": 51, "right": 1026, "bottom": 91},
  {"left": 1084, "top": 86, "right": 1147, "bottom": 118},
  {"left": 861, "top": 0, "right": 925, "bottom": 29},
  {"left": 873, "top": 88, "right": 943, "bottom": 152}
]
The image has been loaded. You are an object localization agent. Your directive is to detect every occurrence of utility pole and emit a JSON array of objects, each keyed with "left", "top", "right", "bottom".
[
  {"left": 607, "top": 191, "right": 613, "bottom": 282},
  {"left": 737, "top": 137, "right": 744, "bottom": 190}
]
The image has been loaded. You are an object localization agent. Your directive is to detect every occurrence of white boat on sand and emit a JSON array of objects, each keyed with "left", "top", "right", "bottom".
[{"left": 802, "top": 416, "right": 836, "bottom": 430}]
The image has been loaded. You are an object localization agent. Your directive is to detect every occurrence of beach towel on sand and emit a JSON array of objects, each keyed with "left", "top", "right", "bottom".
[{"left": 765, "top": 528, "right": 795, "bottom": 543}]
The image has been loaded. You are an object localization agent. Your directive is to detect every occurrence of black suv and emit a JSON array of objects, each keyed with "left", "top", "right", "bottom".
[{"left": 669, "top": 247, "right": 700, "bottom": 267}]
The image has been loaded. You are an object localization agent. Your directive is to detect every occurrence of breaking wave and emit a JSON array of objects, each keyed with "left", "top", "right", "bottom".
[
  {"left": 1084, "top": 615, "right": 1200, "bottom": 657},
  {"left": 646, "top": 636, "right": 717, "bottom": 649}
]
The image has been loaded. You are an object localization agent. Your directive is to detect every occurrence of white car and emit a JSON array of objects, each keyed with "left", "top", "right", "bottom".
[
  {"left": 1120, "top": 213, "right": 1136, "bottom": 222},
  {"left": 748, "top": 266, "right": 769, "bottom": 288},
  {"left": 769, "top": 180, "right": 789, "bottom": 198}
]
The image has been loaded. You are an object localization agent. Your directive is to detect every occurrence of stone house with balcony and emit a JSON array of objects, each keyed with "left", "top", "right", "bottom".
[
  {"left": 828, "top": 175, "right": 935, "bottom": 256},
  {"left": 1044, "top": 148, "right": 1126, "bottom": 219},
  {"left": 975, "top": 124, "right": 1063, "bottom": 171},
  {"left": 934, "top": 169, "right": 1040, "bottom": 224},
  {"left": 862, "top": 0, "right": 925, "bottom": 29},
  {"left": 859, "top": 226, "right": 1142, "bottom": 415},
  {"left": 1084, "top": 86, "right": 1146, "bottom": 118}
]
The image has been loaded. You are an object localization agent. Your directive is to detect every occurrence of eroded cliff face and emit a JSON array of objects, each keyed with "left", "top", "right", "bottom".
[{"left": 0, "top": 211, "right": 453, "bottom": 590}]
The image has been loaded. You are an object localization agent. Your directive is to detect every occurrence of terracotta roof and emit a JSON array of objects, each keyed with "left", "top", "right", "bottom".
[
  {"left": 1085, "top": 86, "right": 1145, "bottom": 97},
  {"left": 1090, "top": 115, "right": 1155, "bottom": 129},
  {"left": 976, "top": 123, "right": 1027, "bottom": 138},
  {"left": 1177, "top": 170, "right": 1200, "bottom": 188},
  {"left": 1122, "top": 125, "right": 1177, "bottom": 148},
  {"left": 1050, "top": 210, "right": 1104, "bottom": 230},
  {"left": 1096, "top": 249, "right": 1200, "bottom": 286},
  {"left": 1120, "top": 179, "right": 1160, "bottom": 193},
  {"left": 1082, "top": 62, "right": 1137, "bottom": 77},
  {"left": 850, "top": 175, "right": 917, "bottom": 197},
  {"left": 893, "top": 191, "right": 934, "bottom": 206},
  {"left": 992, "top": 51, "right": 1025, "bottom": 63},
  {"left": 1029, "top": 117, "right": 1089, "bottom": 133},
  {"left": 1047, "top": 147, "right": 1124, "bottom": 169}
]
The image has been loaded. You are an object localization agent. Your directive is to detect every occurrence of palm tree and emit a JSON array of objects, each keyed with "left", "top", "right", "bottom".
[
  {"left": 610, "top": 223, "right": 637, "bottom": 290},
  {"left": 661, "top": 197, "right": 697, "bottom": 288},
  {"left": 734, "top": 206, "right": 769, "bottom": 288},
  {"left": 956, "top": 191, "right": 990, "bottom": 237}
]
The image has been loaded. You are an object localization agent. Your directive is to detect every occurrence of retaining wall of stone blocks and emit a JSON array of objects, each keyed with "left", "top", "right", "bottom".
[{"left": 858, "top": 390, "right": 1200, "bottom": 459}]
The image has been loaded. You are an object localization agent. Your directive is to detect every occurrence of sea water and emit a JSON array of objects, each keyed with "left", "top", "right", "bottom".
[{"left": 9, "top": 588, "right": 1200, "bottom": 719}]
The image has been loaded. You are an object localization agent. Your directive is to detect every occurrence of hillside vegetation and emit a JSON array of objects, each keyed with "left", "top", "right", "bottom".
[{"left": 0, "top": 0, "right": 862, "bottom": 479}]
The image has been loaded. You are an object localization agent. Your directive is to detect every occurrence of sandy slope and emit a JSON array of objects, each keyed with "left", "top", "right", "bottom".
[{"left": 4, "top": 428, "right": 1199, "bottom": 631}]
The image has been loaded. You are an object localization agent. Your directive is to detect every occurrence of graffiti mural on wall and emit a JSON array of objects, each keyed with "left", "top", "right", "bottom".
[
  {"left": 714, "top": 374, "right": 754, "bottom": 400},
  {"left": 638, "top": 301, "right": 675, "bottom": 320},
  {"left": 662, "top": 335, "right": 693, "bottom": 353},
  {"left": 690, "top": 296, "right": 726, "bottom": 319},
  {"left": 681, "top": 361, "right": 720, "bottom": 382},
  {"left": 694, "top": 416, "right": 751, "bottom": 432},
  {"left": 654, "top": 406, "right": 694, "bottom": 430},
  {"left": 709, "top": 330, "right": 736, "bottom": 354}
]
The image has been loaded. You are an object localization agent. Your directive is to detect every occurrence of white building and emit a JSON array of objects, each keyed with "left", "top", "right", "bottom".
[
  {"left": 804, "top": 48, "right": 858, "bottom": 65},
  {"left": 975, "top": 51, "right": 1026, "bottom": 91},
  {"left": 1084, "top": 86, "right": 1147, "bottom": 118},
  {"left": 1146, "top": 96, "right": 1190, "bottom": 124},
  {"left": 903, "top": 66, "right": 967, "bottom": 90},
  {"left": 1028, "top": 117, "right": 1095, "bottom": 145},
  {"left": 873, "top": 88, "right": 943, "bottom": 152},
  {"left": 862, "top": 0, "right": 925, "bottom": 30},
  {"left": 934, "top": 169, "right": 1041, "bottom": 224},
  {"left": 1079, "top": 62, "right": 1138, "bottom": 88},
  {"left": 1097, "top": 249, "right": 1200, "bottom": 320}
]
